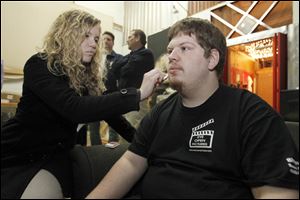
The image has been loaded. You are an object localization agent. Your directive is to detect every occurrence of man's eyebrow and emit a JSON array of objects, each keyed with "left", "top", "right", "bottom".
[
  {"left": 167, "top": 41, "right": 195, "bottom": 48},
  {"left": 179, "top": 41, "right": 196, "bottom": 46}
]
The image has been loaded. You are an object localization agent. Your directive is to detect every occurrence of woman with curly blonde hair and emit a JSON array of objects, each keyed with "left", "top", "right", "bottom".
[
  {"left": 41, "top": 9, "right": 104, "bottom": 96},
  {"left": 1, "top": 9, "right": 165, "bottom": 199}
]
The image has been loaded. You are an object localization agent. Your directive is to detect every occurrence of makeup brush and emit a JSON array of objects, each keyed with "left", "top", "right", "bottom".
[{"left": 163, "top": 74, "right": 169, "bottom": 82}]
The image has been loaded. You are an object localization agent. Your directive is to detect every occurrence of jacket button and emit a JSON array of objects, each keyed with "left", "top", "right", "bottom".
[{"left": 120, "top": 89, "right": 128, "bottom": 94}]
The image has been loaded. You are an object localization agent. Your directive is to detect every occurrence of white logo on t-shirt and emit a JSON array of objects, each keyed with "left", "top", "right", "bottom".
[
  {"left": 189, "top": 118, "right": 214, "bottom": 152},
  {"left": 286, "top": 157, "right": 299, "bottom": 175}
]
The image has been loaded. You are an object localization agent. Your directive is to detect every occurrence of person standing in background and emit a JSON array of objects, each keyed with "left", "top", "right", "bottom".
[
  {"left": 113, "top": 29, "right": 154, "bottom": 129},
  {"left": 102, "top": 31, "right": 123, "bottom": 93},
  {"left": 88, "top": 31, "right": 123, "bottom": 145}
]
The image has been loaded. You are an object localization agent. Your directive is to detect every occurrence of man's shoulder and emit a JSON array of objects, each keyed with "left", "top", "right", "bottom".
[
  {"left": 138, "top": 48, "right": 154, "bottom": 62},
  {"left": 111, "top": 51, "right": 123, "bottom": 59},
  {"left": 145, "top": 92, "right": 178, "bottom": 124},
  {"left": 143, "top": 48, "right": 154, "bottom": 55},
  {"left": 135, "top": 47, "right": 153, "bottom": 56},
  {"left": 221, "top": 84, "right": 275, "bottom": 114},
  {"left": 152, "top": 92, "right": 178, "bottom": 112},
  {"left": 115, "top": 53, "right": 123, "bottom": 61}
]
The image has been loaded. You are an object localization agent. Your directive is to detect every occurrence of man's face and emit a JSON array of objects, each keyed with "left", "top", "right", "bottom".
[
  {"left": 102, "top": 34, "right": 114, "bottom": 52},
  {"left": 166, "top": 32, "right": 211, "bottom": 91},
  {"left": 81, "top": 24, "right": 100, "bottom": 63},
  {"left": 127, "top": 31, "right": 138, "bottom": 50}
]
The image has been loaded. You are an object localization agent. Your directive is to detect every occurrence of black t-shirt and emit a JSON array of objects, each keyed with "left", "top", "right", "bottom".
[{"left": 129, "top": 84, "right": 299, "bottom": 198}]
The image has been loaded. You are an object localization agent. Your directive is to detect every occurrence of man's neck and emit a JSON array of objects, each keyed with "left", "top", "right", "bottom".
[
  {"left": 180, "top": 79, "right": 219, "bottom": 108},
  {"left": 104, "top": 49, "right": 113, "bottom": 55},
  {"left": 130, "top": 44, "right": 144, "bottom": 52}
]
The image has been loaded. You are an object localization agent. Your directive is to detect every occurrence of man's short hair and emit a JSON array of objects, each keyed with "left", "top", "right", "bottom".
[
  {"left": 103, "top": 31, "right": 115, "bottom": 41},
  {"left": 132, "top": 29, "right": 147, "bottom": 46},
  {"left": 168, "top": 18, "right": 227, "bottom": 80}
]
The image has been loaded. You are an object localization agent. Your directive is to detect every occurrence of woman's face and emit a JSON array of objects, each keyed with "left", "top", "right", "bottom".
[{"left": 81, "top": 24, "right": 101, "bottom": 63}]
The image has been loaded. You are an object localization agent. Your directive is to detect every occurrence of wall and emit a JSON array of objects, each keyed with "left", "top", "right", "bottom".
[
  {"left": 1, "top": 1, "right": 113, "bottom": 94},
  {"left": 74, "top": 1, "right": 125, "bottom": 55},
  {"left": 287, "top": 1, "right": 299, "bottom": 89},
  {"left": 228, "top": 50, "right": 255, "bottom": 74},
  {"left": 191, "top": 1, "right": 299, "bottom": 90}
]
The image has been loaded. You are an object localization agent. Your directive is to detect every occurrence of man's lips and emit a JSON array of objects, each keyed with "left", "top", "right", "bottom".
[{"left": 169, "top": 66, "right": 182, "bottom": 74}]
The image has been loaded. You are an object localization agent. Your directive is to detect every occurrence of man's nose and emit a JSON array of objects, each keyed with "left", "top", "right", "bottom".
[{"left": 168, "top": 48, "right": 179, "bottom": 61}]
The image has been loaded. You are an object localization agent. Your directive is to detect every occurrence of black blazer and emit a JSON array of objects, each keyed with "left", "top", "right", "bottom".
[
  {"left": 1, "top": 54, "right": 140, "bottom": 166},
  {"left": 113, "top": 47, "right": 154, "bottom": 89},
  {"left": 104, "top": 51, "right": 123, "bottom": 93}
]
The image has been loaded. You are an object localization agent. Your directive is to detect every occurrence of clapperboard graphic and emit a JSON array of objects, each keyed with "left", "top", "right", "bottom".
[{"left": 189, "top": 118, "right": 214, "bottom": 150}]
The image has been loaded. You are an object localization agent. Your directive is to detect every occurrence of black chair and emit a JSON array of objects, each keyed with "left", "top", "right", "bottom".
[
  {"left": 281, "top": 89, "right": 299, "bottom": 150},
  {"left": 285, "top": 121, "right": 299, "bottom": 151}
]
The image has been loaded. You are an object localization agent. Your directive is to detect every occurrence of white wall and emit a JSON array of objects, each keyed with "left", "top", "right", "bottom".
[
  {"left": 75, "top": 1, "right": 188, "bottom": 56},
  {"left": 75, "top": 1, "right": 125, "bottom": 55},
  {"left": 1, "top": 1, "right": 113, "bottom": 94},
  {"left": 75, "top": 1, "right": 124, "bottom": 25},
  {"left": 287, "top": 1, "right": 299, "bottom": 89}
]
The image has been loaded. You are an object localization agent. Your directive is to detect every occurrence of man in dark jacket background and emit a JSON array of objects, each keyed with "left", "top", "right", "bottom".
[
  {"left": 88, "top": 31, "right": 124, "bottom": 145},
  {"left": 113, "top": 29, "right": 154, "bottom": 129}
]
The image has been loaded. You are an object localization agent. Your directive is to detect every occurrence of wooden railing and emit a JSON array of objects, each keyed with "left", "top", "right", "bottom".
[{"left": 188, "top": 1, "right": 221, "bottom": 16}]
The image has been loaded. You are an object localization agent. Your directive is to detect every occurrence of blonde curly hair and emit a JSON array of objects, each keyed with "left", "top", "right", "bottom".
[
  {"left": 39, "top": 9, "right": 104, "bottom": 96},
  {"left": 155, "top": 53, "right": 169, "bottom": 73}
]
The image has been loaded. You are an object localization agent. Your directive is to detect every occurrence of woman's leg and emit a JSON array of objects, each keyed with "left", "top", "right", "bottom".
[{"left": 21, "top": 169, "right": 64, "bottom": 199}]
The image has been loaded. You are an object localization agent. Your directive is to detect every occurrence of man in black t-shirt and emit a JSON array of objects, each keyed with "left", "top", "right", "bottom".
[{"left": 87, "top": 18, "right": 299, "bottom": 199}]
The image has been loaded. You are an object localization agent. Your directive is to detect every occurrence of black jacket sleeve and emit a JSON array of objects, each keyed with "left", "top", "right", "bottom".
[
  {"left": 23, "top": 55, "right": 140, "bottom": 124},
  {"left": 105, "top": 115, "right": 137, "bottom": 142}
]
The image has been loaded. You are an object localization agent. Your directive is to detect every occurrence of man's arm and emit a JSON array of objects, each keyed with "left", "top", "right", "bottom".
[
  {"left": 86, "top": 150, "right": 148, "bottom": 199},
  {"left": 251, "top": 185, "right": 299, "bottom": 199}
]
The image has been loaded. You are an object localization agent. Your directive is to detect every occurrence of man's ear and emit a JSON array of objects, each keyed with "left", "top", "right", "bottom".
[
  {"left": 135, "top": 35, "right": 140, "bottom": 43},
  {"left": 208, "top": 49, "right": 220, "bottom": 71}
]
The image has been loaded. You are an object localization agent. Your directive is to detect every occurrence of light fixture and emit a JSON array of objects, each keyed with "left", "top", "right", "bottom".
[
  {"left": 244, "top": 38, "right": 273, "bottom": 59},
  {"left": 237, "top": 16, "right": 256, "bottom": 34},
  {"left": 172, "top": 5, "right": 179, "bottom": 14}
]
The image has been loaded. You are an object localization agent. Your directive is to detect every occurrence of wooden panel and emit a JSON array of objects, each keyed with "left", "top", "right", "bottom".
[
  {"left": 230, "top": 31, "right": 242, "bottom": 39},
  {"left": 253, "top": 25, "right": 268, "bottom": 33},
  {"left": 250, "top": 1, "right": 274, "bottom": 19},
  {"left": 211, "top": 17, "right": 232, "bottom": 37},
  {"left": 188, "top": 1, "right": 220, "bottom": 16},
  {"left": 256, "top": 67, "right": 273, "bottom": 107},
  {"left": 212, "top": 6, "right": 243, "bottom": 26},
  {"left": 4, "top": 67, "right": 23, "bottom": 75},
  {"left": 232, "top": 1, "right": 252, "bottom": 12},
  {"left": 263, "top": 1, "right": 293, "bottom": 28},
  {"left": 1, "top": 92, "right": 21, "bottom": 103},
  {"left": 4, "top": 66, "right": 24, "bottom": 80},
  {"left": 209, "top": 1, "right": 292, "bottom": 37}
]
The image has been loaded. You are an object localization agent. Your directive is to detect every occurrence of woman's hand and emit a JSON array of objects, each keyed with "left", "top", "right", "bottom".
[{"left": 139, "top": 69, "right": 166, "bottom": 101}]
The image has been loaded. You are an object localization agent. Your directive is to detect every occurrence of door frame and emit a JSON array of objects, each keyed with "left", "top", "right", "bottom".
[{"left": 224, "top": 25, "right": 288, "bottom": 112}]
